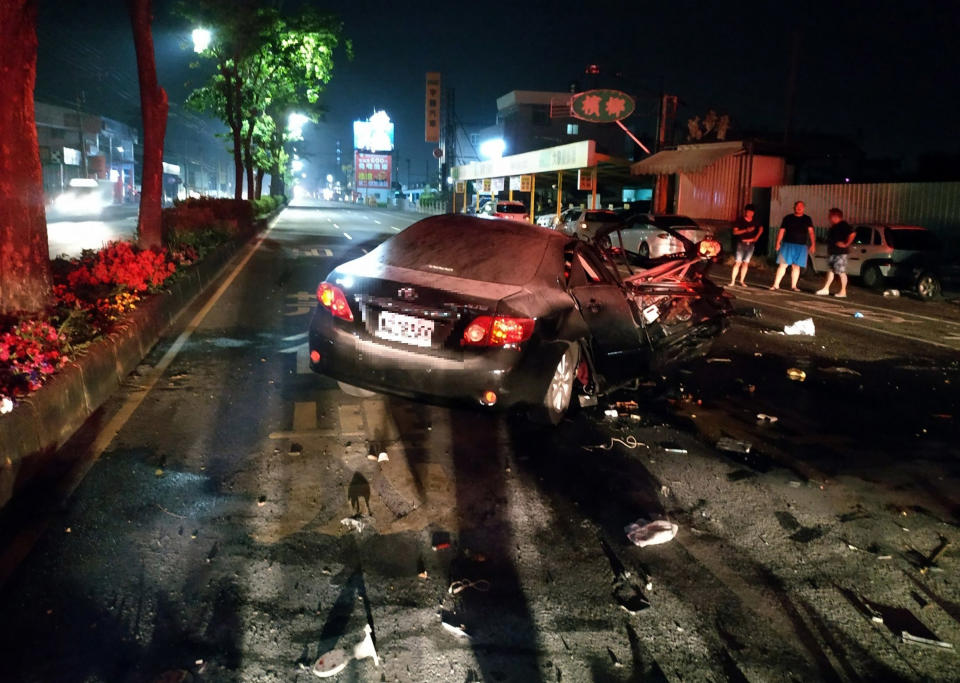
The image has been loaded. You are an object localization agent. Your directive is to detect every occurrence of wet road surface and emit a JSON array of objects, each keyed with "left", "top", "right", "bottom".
[{"left": 0, "top": 200, "right": 958, "bottom": 682}]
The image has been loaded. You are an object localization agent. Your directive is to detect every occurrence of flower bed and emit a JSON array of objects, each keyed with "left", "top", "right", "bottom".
[{"left": 1, "top": 241, "right": 187, "bottom": 413}]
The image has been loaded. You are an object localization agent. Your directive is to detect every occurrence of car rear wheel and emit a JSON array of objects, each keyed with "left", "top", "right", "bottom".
[
  {"left": 638, "top": 241, "right": 650, "bottom": 259},
  {"left": 861, "top": 264, "right": 884, "bottom": 290},
  {"left": 916, "top": 272, "right": 941, "bottom": 300},
  {"left": 533, "top": 344, "right": 578, "bottom": 426}
]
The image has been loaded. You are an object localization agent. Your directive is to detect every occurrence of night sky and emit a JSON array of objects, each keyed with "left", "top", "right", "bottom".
[{"left": 34, "top": 0, "right": 960, "bottom": 186}]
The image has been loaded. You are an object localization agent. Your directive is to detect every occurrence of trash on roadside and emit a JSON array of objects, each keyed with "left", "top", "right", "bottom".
[
  {"left": 366, "top": 454, "right": 377, "bottom": 461},
  {"left": 706, "top": 357, "right": 732, "bottom": 363},
  {"left": 823, "top": 366, "right": 862, "bottom": 376},
  {"left": 309, "top": 624, "right": 380, "bottom": 678},
  {"left": 578, "top": 394, "right": 598, "bottom": 408},
  {"left": 784, "top": 318, "right": 815, "bottom": 336},
  {"left": 901, "top": 632, "right": 954, "bottom": 651},
  {"left": 716, "top": 437, "right": 752, "bottom": 454},
  {"left": 884, "top": 289, "right": 900, "bottom": 297},
  {"left": 853, "top": 311, "right": 865, "bottom": 318},
  {"left": 448, "top": 578, "right": 491, "bottom": 595},
  {"left": 625, "top": 519, "right": 679, "bottom": 547},
  {"left": 431, "top": 530, "right": 452, "bottom": 551},
  {"left": 583, "top": 435, "right": 646, "bottom": 451},
  {"left": 786, "top": 368, "right": 807, "bottom": 382},
  {"left": 340, "top": 516, "right": 369, "bottom": 534},
  {"left": 613, "top": 582, "right": 650, "bottom": 614},
  {"left": 604, "top": 409, "right": 619, "bottom": 419},
  {"left": 757, "top": 413, "right": 779, "bottom": 424},
  {"left": 440, "top": 612, "right": 471, "bottom": 639},
  {"left": 661, "top": 443, "right": 688, "bottom": 454},
  {"left": 377, "top": 452, "right": 389, "bottom": 462}
]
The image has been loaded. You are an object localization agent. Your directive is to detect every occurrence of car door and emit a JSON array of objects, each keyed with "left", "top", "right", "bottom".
[
  {"left": 619, "top": 218, "right": 653, "bottom": 254},
  {"left": 846, "top": 225, "right": 874, "bottom": 275},
  {"left": 566, "top": 245, "right": 647, "bottom": 384}
]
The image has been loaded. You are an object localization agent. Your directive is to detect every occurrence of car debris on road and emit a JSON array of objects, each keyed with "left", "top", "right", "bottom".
[{"left": 784, "top": 318, "right": 816, "bottom": 336}]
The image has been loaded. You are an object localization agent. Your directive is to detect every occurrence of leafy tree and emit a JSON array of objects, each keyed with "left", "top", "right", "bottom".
[
  {"left": 0, "top": 0, "right": 52, "bottom": 315},
  {"left": 182, "top": 1, "right": 346, "bottom": 200},
  {"left": 126, "top": 0, "right": 168, "bottom": 249}
]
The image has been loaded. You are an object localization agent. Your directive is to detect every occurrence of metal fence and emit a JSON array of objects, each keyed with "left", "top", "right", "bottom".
[{"left": 769, "top": 182, "right": 960, "bottom": 254}]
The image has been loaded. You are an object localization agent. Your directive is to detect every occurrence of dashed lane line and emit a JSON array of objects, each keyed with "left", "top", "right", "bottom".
[{"left": 343, "top": 233, "right": 353, "bottom": 240}]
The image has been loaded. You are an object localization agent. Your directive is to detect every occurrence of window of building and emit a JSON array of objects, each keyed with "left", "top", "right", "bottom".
[
  {"left": 531, "top": 105, "right": 550, "bottom": 127},
  {"left": 566, "top": 123, "right": 579, "bottom": 135}
]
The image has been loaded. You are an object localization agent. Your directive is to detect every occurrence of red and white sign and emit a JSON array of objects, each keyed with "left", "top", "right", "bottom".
[{"left": 355, "top": 152, "right": 392, "bottom": 189}]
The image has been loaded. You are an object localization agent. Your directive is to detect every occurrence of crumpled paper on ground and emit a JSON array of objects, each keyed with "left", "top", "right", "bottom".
[
  {"left": 784, "top": 318, "right": 815, "bottom": 336},
  {"left": 625, "top": 519, "right": 679, "bottom": 547}
]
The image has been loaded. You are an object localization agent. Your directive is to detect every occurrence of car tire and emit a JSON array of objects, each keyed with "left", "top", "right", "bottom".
[
  {"left": 532, "top": 344, "right": 578, "bottom": 426},
  {"left": 638, "top": 241, "right": 650, "bottom": 259},
  {"left": 861, "top": 263, "right": 884, "bottom": 290},
  {"left": 916, "top": 271, "right": 941, "bottom": 300}
]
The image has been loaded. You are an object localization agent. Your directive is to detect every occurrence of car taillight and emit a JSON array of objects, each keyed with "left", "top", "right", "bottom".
[
  {"left": 317, "top": 282, "right": 354, "bottom": 321},
  {"left": 462, "top": 316, "right": 535, "bottom": 346},
  {"left": 698, "top": 238, "right": 722, "bottom": 259}
]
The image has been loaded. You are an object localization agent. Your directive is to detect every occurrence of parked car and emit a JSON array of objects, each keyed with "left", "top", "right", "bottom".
[
  {"left": 810, "top": 223, "right": 943, "bottom": 299},
  {"left": 559, "top": 208, "right": 622, "bottom": 238},
  {"left": 309, "top": 215, "right": 731, "bottom": 424},
  {"left": 613, "top": 214, "right": 711, "bottom": 260},
  {"left": 479, "top": 199, "right": 530, "bottom": 222},
  {"left": 536, "top": 213, "right": 559, "bottom": 228}
]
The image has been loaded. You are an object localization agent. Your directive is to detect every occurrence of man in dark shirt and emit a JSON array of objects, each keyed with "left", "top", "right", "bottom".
[
  {"left": 815, "top": 207, "right": 856, "bottom": 298},
  {"left": 771, "top": 200, "right": 816, "bottom": 291},
  {"left": 728, "top": 203, "right": 764, "bottom": 287}
]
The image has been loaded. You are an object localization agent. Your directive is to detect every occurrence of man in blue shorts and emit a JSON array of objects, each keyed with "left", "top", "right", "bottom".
[
  {"left": 729, "top": 203, "right": 764, "bottom": 287},
  {"left": 771, "top": 201, "right": 816, "bottom": 291}
]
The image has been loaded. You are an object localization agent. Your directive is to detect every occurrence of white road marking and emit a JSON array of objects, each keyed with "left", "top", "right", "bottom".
[
  {"left": 296, "top": 344, "right": 311, "bottom": 374},
  {"left": 343, "top": 233, "right": 353, "bottom": 240},
  {"left": 282, "top": 332, "right": 308, "bottom": 342},
  {"left": 733, "top": 291, "right": 960, "bottom": 351},
  {"left": 333, "top": 223, "right": 340, "bottom": 229},
  {"left": 285, "top": 291, "right": 315, "bottom": 316}
]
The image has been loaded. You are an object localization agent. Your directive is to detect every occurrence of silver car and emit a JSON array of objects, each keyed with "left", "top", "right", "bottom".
[
  {"left": 559, "top": 208, "right": 621, "bottom": 238},
  {"left": 615, "top": 214, "right": 710, "bottom": 259}
]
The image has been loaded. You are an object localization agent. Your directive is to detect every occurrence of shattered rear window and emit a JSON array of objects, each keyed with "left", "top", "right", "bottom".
[{"left": 375, "top": 217, "right": 552, "bottom": 285}]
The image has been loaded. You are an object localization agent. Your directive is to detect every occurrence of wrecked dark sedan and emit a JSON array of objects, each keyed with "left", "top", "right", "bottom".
[{"left": 309, "top": 215, "right": 731, "bottom": 423}]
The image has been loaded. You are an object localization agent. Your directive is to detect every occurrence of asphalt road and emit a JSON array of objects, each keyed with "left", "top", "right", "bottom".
[
  {"left": 47, "top": 205, "right": 140, "bottom": 259},
  {"left": 0, "top": 200, "right": 958, "bottom": 682}
]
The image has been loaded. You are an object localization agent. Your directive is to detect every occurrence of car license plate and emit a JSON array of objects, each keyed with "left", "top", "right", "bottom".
[{"left": 375, "top": 311, "right": 435, "bottom": 347}]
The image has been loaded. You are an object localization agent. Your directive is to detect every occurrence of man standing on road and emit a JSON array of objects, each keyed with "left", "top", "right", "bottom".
[
  {"left": 771, "top": 201, "right": 816, "bottom": 291},
  {"left": 815, "top": 208, "right": 856, "bottom": 298},
  {"left": 729, "top": 203, "right": 764, "bottom": 287}
]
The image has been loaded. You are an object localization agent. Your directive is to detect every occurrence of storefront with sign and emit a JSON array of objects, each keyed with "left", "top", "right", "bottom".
[{"left": 450, "top": 139, "right": 636, "bottom": 222}]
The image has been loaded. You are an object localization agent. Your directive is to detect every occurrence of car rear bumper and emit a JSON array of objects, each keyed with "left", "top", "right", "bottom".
[{"left": 309, "top": 312, "right": 561, "bottom": 410}]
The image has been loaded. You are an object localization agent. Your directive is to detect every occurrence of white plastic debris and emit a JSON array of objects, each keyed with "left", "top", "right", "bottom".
[
  {"left": 377, "top": 452, "right": 389, "bottom": 462},
  {"left": 340, "top": 517, "right": 367, "bottom": 533},
  {"left": 783, "top": 318, "right": 815, "bottom": 336},
  {"left": 0, "top": 396, "right": 12, "bottom": 415},
  {"left": 310, "top": 624, "right": 379, "bottom": 678},
  {"left": 625, "top": 519, "right": 679, "bottom": 547}
]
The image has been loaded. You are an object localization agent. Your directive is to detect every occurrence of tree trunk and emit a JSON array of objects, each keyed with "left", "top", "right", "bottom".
[
  {"left": 254, "top": 168, "right": 264, "bottom": 200},
  {"left": 269, "top": 163, "right": 284, "bottom": 198},
  {"left": 242, "top": 118, "right": 255, "bottom": 201},
  {"left": 126, "top": 0, "right": 168, "bottom": 250},
  {"left": 225, "top": 68, "right": 243, "bottom": 200},
  {"left": 0, "top": 0, "right": 52, "bottom": 315}
]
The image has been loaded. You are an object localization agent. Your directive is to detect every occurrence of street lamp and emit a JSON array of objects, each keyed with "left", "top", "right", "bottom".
[
  {"left": 479, "top": 138, "right": 506, "bottom": 160},
  {"left": 287, "top": 112, "right": 309, "bottom": 138},
  {"left": 192, "top": 28, "right": 212, "bottom": 53},
  {"left": 326, "top": 174, "right": 334, "bottom": 184}
]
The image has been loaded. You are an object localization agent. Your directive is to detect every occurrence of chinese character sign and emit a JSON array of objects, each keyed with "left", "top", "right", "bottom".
[
  {"left": 570, "top": 89, "right": 635, "bottom": 123},
  {"left": 425, "top": 72, "right": 441, "bottom": 143},
  {"left": 355, "top": 152, "right": 392, "bottom": 189}
]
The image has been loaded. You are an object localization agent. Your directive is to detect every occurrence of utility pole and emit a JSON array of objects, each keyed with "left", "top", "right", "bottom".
[{"left": 441, "top": 86, "right": 456, "bottom": 211}]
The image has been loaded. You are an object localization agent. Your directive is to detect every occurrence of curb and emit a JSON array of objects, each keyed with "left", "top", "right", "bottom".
[{"left": 0, "top": 207, "right": 281, "bottom": 510}]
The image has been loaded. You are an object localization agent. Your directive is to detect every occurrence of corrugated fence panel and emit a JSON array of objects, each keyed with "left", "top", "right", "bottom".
[
  {"left": 678, "top": 153, "right": 745, "bottom": 223},
  {"left": 769, "top": 182, "right": 960, "bottom": 255}
]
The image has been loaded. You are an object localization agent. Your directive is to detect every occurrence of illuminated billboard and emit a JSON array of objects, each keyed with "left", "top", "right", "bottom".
[
  {"left": 355, "top": 152, "right": 392, "bottom": 189},
  {"left": 353, "top": 111, "right": 394, "bottom": 152}
]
